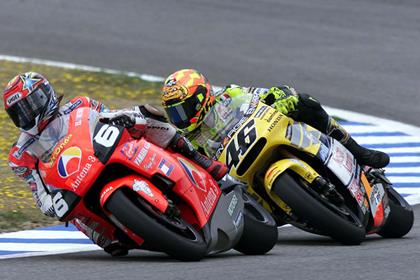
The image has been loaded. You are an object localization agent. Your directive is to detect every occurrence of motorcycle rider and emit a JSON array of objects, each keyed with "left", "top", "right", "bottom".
[
  {"left": 160, "top": 69, "right": 390, "bottom": 169},
  {"left": 3, "top": 72, "right": 228, "bottom": 256}
]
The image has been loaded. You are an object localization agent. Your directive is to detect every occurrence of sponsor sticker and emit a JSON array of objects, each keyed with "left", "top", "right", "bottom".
[
  {"left": 6, "top": 92, "right": 22, "bottom": 106},
  {"left": 50, "top": 134, "right": 73, "bottom": 166},
  {"left": 121, "top": 142, "right": 139, "bottom": 160},
  {"left": 57, "top": 146, "right": 82, "bottom": 178},
  {"left": 133, "top": 179, "right": 154, "bottom": 197},
  {"left": 178, "top": 158, "right": 206, "bottom": 192},
  {"left": 158, "top": 158, "right": 174, "bottom": 176},
  {"left": 227, "top": 194, "right": 238, "bottom": 216},
  {"left": 134, "top": 142, "right": 150, "bottom": 165},
  {"left": 70, "top": 155, "right": 96, "bottom": 191}
]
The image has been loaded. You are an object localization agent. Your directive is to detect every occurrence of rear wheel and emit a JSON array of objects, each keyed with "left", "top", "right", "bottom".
[
  {"left": 377, "top": 186, "right": 414, "bottom": 238},
  {"left": 234, "top": 192, "right": 278, "bottom": 255},
  {"left": 107, "top": 189, "right": 207, "bottom": 261},
  {"left": 272, "top": 172, "right": 366, "bottom": 245}
]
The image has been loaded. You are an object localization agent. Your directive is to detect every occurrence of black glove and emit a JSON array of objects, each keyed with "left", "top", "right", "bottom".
[{"left": 108, "top": 114, "right": 135, "bottom": 128}]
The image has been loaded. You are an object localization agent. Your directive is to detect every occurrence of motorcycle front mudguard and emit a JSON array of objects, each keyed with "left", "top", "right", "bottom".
[{"left": 99, "top": 175, "right": 169, "bottom": 213}]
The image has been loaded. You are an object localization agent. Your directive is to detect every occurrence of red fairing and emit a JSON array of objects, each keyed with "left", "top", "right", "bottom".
[{"left": 38, "top": 106, "right": 222, "bottom": 248}]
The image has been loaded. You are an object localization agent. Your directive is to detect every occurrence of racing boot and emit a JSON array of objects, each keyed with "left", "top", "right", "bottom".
[
  {"left": 327, "top": 118, "right": 390, "bottom": 168},
  {"left": 291, "top": 93, "right": 390, "bottom": 169},
  {"left": 170, "top": 133, "right": 229, "bottom": 180}
]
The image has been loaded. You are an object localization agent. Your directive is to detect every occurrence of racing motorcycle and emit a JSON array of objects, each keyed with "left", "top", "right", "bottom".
[
  {"left": 212, "top": 93, "right": 414, "bottom": 245},
  {"left": 30, "top": 107, "right": 277, "bottom": 261}
]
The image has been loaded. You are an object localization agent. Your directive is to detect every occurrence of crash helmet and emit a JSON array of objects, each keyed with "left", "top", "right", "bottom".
[
  {"left": 161, "top": 69, "right": 215, "bottom": 132},
  {"left": 3, "top": 72, "right": 60, "bottom": 135}
]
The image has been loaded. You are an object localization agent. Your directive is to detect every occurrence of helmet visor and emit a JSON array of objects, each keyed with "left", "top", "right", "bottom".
[
  {"left": 6, "top": 84, "right": 51, "bottom": 130},
  {"left": 165, "top": 94, "right": 202, "bottom": 129}
]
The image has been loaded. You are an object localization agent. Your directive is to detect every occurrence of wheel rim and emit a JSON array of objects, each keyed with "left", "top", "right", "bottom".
[{"left": 135, "top": 197, "right": 202, "bottom": 242}]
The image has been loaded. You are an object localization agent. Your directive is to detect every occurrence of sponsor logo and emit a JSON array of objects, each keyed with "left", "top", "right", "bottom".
[
  {"left": 162, "top": 84, "right": 188, "bottom": 102},
  {"left": 201, "top": 186, "right": 218, "bottom": 217},
  {"left": 133, "top": 179, "right": 154, "bottom": 197},
  {"left": 58, "top": 147, "right": 82, "bottom": 178},
  {"left": 100, "top": 185, "right": 114, "bottom": 202},
  {"left": 50, "top": 134, "right": 73, "bottom": 166},
  {"left": 348, "top": 179, "right": 367, "bottom": 214},
  {"left": 74, "top": 109, "right": 83, "bottom": 126},
  {"left": 6, "top": 92, "right": 22, "bottom": 106},
  {"left": 147, "top": 125, "right": 169, "bottom": 130},
  {"left": 233, "top": 211, "right": 243, "bottom": 229},
  {"left": 121, "top": 142, "right": 139, "bottom": 160},
  {"left": 178, "top": 158, "right": 206, "bottom": 192},
  {"left": 134, "top": 142, "right": 150, "bottom": 165},
  {"left": 158, "top": 158, "right": 174, "bottom": 176},
  {"left": 254, "top": 105, "right": 268, "bottom": 119},
  {"left": 64, "top": 99, "right": 82, "bottom": 114},
  {"left": 220, "top": 93, "right": 232, "bottom": 106},
  {"left": 227, "top": 194, "right": 238, "bottom": 216},
  {"left": 143, "top": 153, "right": 156, "bottom": 170},
  {"left": 165, "top": 78, "right": 176, "bottom": 87},
  {"left": 70, "top": 155, "right": 96, "bottom": 191}
]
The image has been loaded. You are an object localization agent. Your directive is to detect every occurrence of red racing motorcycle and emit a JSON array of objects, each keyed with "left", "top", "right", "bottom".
[{"left": 30, "top": 107, "right": 277, "bottom": 261}]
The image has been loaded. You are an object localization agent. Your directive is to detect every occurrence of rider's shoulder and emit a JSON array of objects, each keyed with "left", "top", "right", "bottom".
[
  {"left": 8, "top": 133, "right": 37, "bottom": 165},
  {"left": 60, "top": 96, "right": 94, "bottom": 114},
  {"left": 217, "top": 84, "right": 245, "bottom": 97}
]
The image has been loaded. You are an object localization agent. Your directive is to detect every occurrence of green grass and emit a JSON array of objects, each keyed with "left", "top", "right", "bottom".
[{"left": 0, "top": 60, "right": 163, "bottom": 232}]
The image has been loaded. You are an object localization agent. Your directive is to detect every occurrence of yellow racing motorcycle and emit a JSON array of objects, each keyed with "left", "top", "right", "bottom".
[{"left": 214, "top": 94, "right": 414, "bottom": 245}]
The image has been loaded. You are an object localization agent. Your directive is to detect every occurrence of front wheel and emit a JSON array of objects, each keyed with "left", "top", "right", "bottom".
[
  {"left": 234, "top": 192, "right": 278, "bottom": 255},
  {"left": 377, "top": 186, "right": 414, "bottom": 238},
  {"left": 106, "top": 189, "right": 207, "bottom": 261},
  {"left": 272, "top": 172, "right": 366, "bottom": 245}
]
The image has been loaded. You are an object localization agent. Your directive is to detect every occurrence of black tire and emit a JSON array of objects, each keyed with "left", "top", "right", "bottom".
[
  {"left": 377, "top": 186, "right": 414, "bottom": 238},
  {"left": 272, "top": 173, "right": 366, "bottom": 245},
  {"left": 234, "top": 193, "right": 278, "bottom": 255},
  {"left": 106, "top": 189, "right": 207, "bottom": 261}
]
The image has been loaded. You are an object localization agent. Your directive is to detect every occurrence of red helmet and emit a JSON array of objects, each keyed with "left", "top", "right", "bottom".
[
  {"left": 3, "top": 72, "right": 60, "bottom": 135},
  {"left": 161, "top": 69, "right": 214, "bottom": 132}
]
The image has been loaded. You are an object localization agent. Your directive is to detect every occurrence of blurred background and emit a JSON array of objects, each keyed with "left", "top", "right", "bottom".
[{"left": 1, "top": 0, "right": 419, "bottom": 125}]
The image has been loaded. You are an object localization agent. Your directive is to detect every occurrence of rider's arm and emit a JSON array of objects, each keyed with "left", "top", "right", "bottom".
[
  {"left": 258, "top": 85, "right": 299, "bottom": 115},
  {"left": 100, "top": 104, "right": 177, "bottom": 148},
  {"left": 8, "top": 146, "right": 55, "bottom": 217}
]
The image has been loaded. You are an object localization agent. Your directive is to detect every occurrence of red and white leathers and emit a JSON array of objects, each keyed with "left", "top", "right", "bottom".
[{"left": 8, "top": 96, "right": 183, "bottom": 249}]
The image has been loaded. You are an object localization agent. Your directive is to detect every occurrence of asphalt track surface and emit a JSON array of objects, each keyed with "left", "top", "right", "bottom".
[{"left": 0, "top": 0, "right": 420, "bottom": 279}]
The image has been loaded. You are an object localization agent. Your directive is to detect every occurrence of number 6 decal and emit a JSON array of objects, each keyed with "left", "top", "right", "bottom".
[
  {"left": 53, "top": 192, "right": 69, "bottom": 218},
  {"left": 94, "top": 124, "right": 120, "bottom": 147}
]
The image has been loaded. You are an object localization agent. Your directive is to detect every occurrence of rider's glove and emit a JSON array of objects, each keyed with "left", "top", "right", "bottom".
[
  {"left": 261, "top": 86, "right": 299, "bottom": 115},
  {"left": 38, "top": 192, "right": 56, "bottom": 217},
  {"left": 109, "top": 114, "right": 135, "bottom": 128},
  {"left": 100, "top": 111, "right": 146, "bottom": 129}
]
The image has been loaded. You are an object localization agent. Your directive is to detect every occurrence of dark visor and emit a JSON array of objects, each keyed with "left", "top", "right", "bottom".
[
  {"left": 165, "top": 94, "right": 202, "bottom": 129},
  {"left": 6, "top": 84, "right": 51, "bottom": 130}
]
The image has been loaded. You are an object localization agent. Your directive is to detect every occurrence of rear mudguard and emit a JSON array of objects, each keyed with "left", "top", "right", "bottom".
[
  {"left": 99, "top": 175, "right": 169, "bottom": 213},
  {"left": 264, "top": 158, "right": 320, "bottom": 214}
]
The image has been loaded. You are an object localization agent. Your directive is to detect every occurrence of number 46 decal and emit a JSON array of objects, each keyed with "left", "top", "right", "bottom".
[{"left": 225, "top": 119, "right": 257, "bottom": 169}]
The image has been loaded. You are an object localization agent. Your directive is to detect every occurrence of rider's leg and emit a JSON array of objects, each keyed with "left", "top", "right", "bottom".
[
  {"left": 169, "top": 133, "right": 228, "bottom": 180},
  {"left": 291, "top": 93, "right": 390, "bottom": 168}
]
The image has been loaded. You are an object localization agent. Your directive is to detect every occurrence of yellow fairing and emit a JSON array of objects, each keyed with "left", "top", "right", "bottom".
[
  {"left": 218, "top": 101, "right": 325, "bottom": 214},
  {"left": 219, "top": 101, "right": 322, "bottom": 182}
]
